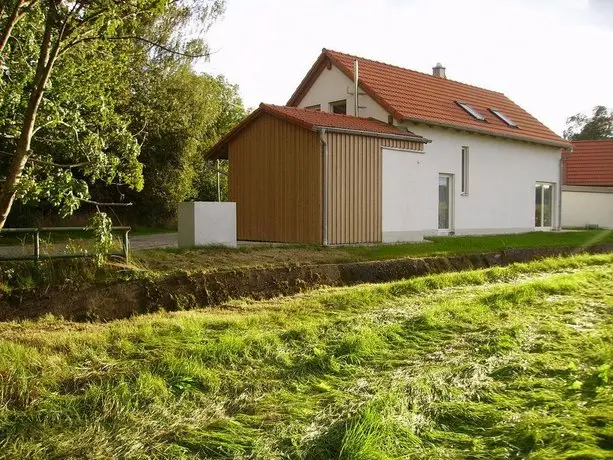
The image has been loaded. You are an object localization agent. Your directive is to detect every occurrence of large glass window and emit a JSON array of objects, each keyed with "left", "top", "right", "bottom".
[
  {"left": 535, "top": 183, "right": 554, "bottom": 228},
  {"left": 439, "top": 174, "right": 453, "bottom": 230}
]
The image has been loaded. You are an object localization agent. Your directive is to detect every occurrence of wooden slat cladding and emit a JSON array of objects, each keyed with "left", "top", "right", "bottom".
[
  {"left": 326, "top": 134, "right": 423, "bottom": 244},
  {"left": 229, "top": 113, "right": 321, "bottom": 243}
]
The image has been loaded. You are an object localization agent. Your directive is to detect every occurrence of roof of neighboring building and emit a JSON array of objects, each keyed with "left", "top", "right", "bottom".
[
  {"left": 207, "top": 103, "right": 428, "bottom": 160},
  {"left": 563, "top": 139, "right": 613, "bottom": 186},
  {"left": 287, "top": 49, "right": 571, "bottom": 149}
]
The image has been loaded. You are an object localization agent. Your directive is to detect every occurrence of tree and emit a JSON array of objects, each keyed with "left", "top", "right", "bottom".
[
  {"left": 564, "top": 105, "right": 613, "bottom": 140},
  {"left": 0, "top": 0, "right": 225, "bottom": 230},
  {"left": 120, "top": 66, "right": 243, "bottom": 225}
]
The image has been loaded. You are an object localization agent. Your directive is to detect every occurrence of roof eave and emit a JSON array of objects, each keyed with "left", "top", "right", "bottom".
[
  {"left": 401, "top": 116, "right": 571, "bottom": 150},
  {"left": 287, "top": 50, "right": 329, "bottom": 106},
  {"left": 206, "top": 108, "right": 264, "bottom": 160},
  {"left": 315, "top": 125, "right": 430, "bottom": 143}
]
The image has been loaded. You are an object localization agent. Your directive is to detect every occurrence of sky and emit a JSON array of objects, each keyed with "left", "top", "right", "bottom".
[{"left": 198, "top": 0, "right": 613, "bottom": 136}]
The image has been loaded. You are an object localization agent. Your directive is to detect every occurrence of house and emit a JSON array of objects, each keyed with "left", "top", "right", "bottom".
[
  {"left": 207, "top": 49, "right": 571, "bottom": 245},
  {"left": 562, "top": 140, "right": 613, "bottom": 228}
]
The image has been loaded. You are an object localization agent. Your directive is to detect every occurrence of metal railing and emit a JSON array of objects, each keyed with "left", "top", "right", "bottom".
[{"left": 0, "top": 227, "right": 131, "bottom": 262}]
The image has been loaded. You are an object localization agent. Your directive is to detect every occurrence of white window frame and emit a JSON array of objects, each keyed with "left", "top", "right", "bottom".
[
  {"left": 305, "top": 104, "right": 321, "bottom": 112},
  {"left": 461, "top": 146, "right": 469, "bottom": 196},
  {"left": 535, "top": 182, "right": 555, "bottom": 231}
]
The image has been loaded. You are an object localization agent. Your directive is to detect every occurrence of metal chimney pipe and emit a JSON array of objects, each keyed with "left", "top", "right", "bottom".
[{"left": 354, "top": 60, "right": 359, "bottom": 117}]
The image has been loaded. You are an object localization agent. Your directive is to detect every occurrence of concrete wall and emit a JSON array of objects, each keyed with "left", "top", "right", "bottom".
[
  {"left": 382, "top": 125, "right": 562, "bottom": 241},
  {"left": 562, "top": 186, "right": 613, "bottom": 228},
  {"left": 178, "top": 202, "right": 237, "bottom": 247},
  {"left": 296, "top": 65, "right": 390, "bottom": 123}
]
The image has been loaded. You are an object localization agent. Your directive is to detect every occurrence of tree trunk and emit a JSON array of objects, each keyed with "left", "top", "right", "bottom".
[
  {"left": 0, "top": 4, "right": 58, "bottom": 230},
  {"left": 0, "top": 0, "right": 26, "bottom": 56}
]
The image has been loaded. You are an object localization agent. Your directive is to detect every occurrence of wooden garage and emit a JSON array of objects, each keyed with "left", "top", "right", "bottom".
[{"left": 207, "top": 103, "right": 427, "bottom": 244}]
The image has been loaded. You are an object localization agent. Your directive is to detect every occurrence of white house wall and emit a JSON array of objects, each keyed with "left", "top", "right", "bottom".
[
  {"left": 296, "top": 65, "right": 390, "bottom": 122},
  {"left": 562, "top": 186, "right": 613, "bottom": 228},
  {"left": 382, "top": 148, "right": 435, "bottom": 241},
  {"left": 382, "top": 124, "right": 562, "bottom": 242}
]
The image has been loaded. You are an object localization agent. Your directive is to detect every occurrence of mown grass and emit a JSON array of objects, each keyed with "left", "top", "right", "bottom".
[{"left": 0, "top": 254, "right": 612, "bottom": 458}]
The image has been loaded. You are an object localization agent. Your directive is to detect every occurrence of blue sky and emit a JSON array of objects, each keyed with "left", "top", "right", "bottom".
[{"left": 198, "top": 0, "right": 613, "bottom": 135}]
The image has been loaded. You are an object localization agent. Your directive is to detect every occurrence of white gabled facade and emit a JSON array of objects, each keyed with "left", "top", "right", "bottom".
[
  {"left": 295, "top": 63, "right": 563, "bottom": 242},
  {"left": 297, "top": 65, "right": 390, "bottom": 122}
]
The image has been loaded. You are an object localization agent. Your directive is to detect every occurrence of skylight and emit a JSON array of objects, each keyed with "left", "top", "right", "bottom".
[
  {"left": 456, "top": 102, "right": 486, "bottom": 121},
  {"left": 490, "top": 109, "right": 518, "bottom": 128}
]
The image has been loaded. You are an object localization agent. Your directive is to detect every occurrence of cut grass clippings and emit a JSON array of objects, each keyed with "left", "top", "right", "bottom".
[{"left": 0, "top": 253, "right": 612, "bottom": 458}]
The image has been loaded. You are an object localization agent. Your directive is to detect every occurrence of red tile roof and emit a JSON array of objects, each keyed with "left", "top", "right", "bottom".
[
  {"left": 260, "top": 104, "right": 425, "bottom": 139},
  {"left": 288, "top": 49, "right": 570, "bottom": 149},
  {"left": 563, "top": 140, "right": 613, "bottom": 186},
  {"left": 207, "top": 103, "right": 427, "bottom": 160}
]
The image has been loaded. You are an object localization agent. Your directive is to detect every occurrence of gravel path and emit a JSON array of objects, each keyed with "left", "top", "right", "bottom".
[{"left": 129, "top": 233, "right": 177, "bottom": 250}]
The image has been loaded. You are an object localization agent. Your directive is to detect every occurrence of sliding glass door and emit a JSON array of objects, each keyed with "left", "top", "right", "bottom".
[{"left": 535, "top": 183, "right": 554, "bottom": 229}]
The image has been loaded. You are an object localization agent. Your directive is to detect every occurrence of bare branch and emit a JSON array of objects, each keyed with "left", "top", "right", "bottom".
[
  {"left": 80, "top": 198, "right": 133, "bottom": 207},
  {"left": 61, "top": 35, "right": 212, "bottom": 59},
  {"left": 0, "top": 150, "right": 90, "bottom": 169}
]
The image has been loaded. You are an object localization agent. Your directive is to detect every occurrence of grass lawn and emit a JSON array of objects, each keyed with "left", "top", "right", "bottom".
[
  {"left": 135, "top": 229, "right": 613, "bottom": 273},
  {"left": 1, "top": 253, "right": 612, "bottom": 458}
]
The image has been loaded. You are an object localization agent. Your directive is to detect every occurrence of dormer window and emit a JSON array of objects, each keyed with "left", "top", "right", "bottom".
[
  {"left": 490, "top": 109, "right": 518, "bottom": 128},
  {"left": 456, "top": 102, "right": 486, "bottom": 121}
]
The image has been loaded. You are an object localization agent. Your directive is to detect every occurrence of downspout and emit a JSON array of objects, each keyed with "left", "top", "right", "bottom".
[{"left": 319, "top": 128, "right": 329, "bottom": 245}]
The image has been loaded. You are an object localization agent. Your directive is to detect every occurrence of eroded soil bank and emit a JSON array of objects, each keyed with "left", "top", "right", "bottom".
[{"left": 2, "top": 244, "right": 612, "bottom": 322}]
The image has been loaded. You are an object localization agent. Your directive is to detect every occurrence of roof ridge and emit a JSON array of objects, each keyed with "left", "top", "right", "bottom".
[{"left": 323, "top": 48, "right": 505, "bottom": 96}]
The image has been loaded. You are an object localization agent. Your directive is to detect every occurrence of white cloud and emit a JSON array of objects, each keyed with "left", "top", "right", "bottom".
[{"left": 589, "top": 0, "right": 613, "bottom": 28}]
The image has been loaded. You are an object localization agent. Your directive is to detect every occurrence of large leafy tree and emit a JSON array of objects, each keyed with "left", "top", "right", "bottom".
[
  {"left": 0, "top": 0, "right": 225, "bottom": 230},
  {"left": 564, "top": 105, "right": 613, "bottom": 140},
  {"left": 121, "top": 66, "right": 244, "bottom": 225}
]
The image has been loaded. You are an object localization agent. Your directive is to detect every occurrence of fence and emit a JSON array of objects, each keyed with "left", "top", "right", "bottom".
[{"left": 0, "top": 227, "right": 131, "bottom": 262}]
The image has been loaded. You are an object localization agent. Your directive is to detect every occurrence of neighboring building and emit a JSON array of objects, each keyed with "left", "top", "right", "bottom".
[
  {"left": 207, "top": 49, "right": 571, "bottom": 244},
  {"left": 562, "top": 140, "right": 613, "bottom": 228}
]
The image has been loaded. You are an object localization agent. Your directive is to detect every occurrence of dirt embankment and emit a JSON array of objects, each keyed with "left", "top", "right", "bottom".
[{"left": 2, "top": 244, "right": 612, "bottom": 322}]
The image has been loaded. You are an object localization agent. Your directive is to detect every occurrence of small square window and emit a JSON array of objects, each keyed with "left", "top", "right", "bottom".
[
  {"left": 305, "top": 104, "right": 321, "bottom": 112},
  {"left": 329, "top": 100, "right": 347, "bottom": 115}
]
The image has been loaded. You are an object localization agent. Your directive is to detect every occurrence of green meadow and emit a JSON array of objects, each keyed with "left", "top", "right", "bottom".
[{"left": 1, "top": 254, "right": 612, "bottom": 459}]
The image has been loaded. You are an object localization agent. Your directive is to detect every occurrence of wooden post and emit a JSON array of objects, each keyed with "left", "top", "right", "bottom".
[
  {"left": 122, "top": 229, "right": 130, "bottom": 263},
  {"left": 34, "top": 229, "right": 40, "bottom": 262}
]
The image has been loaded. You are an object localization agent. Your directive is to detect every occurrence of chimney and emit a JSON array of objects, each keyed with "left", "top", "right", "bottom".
[{"left": 433, "top": 62, "right": 446, "bottom": 79}]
